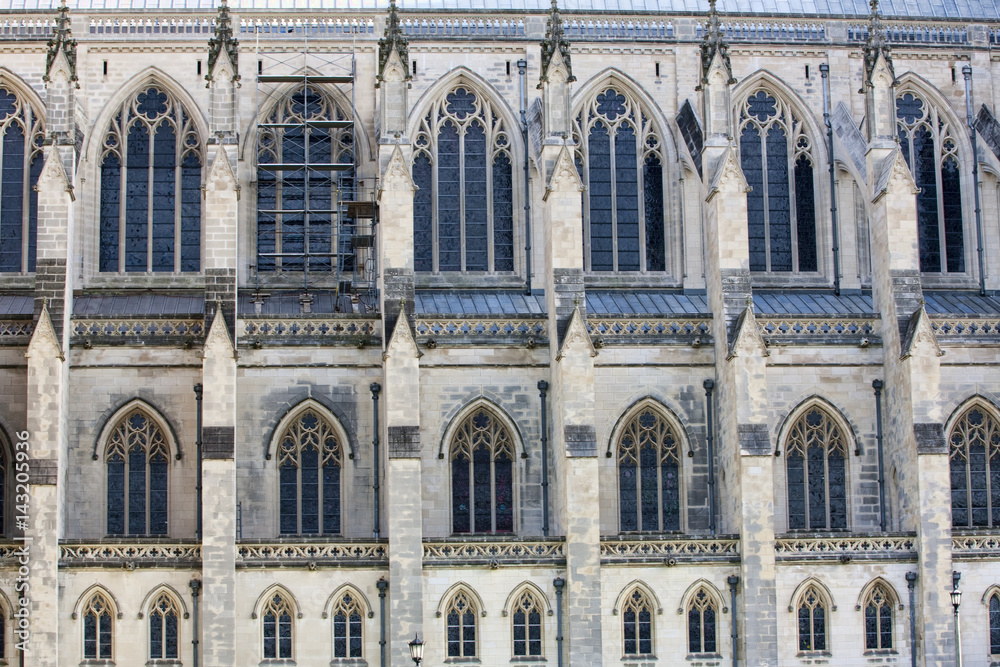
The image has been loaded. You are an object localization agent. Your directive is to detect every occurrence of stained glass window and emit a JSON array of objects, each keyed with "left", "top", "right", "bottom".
[
  {"left": 990, "top": 593, "right": 1000, "bottom": 655},
  {"left": 511, "top": 590, "right": 543, "bottom": 657},
  {"left": 949, "top": 405, "right": 1000, "bottom": 528},
  {"left": 0, "top": 87, "right": 42, "bottom": 273},
  {"left": 574, "top": 86, "right": 666, "bottom": 273},
  {"left": 257, "top": 85, "right": 353, "bottom": 273},
  {"left": 149, "top": 592, "right": 179, "bottom": 660},
  {"left": 262, "top": 592, "right": 293, "bottom": 659},
  {"left": 332, "top": 592, "right": 364, "bottom": 659},
  {"left": 445, "top": 590, "right": 477, "bottom": 658},
  {"left": 105, "top": 408, "right": 169, "bottom": 536},
  {"left": 412, "top": 86, "right": 515, "bottom": 274},
  {"left": 450, "top": 407, "right": 515, "bottom": 534},
  {"left": 276, "top": 408, "right": 343, "bottom": 535},
  {"left": 739, "top": 90, "right": 817, "bottom": 274},
  {"left": 896, "top": 91, "right": 965, "bottom": 274},
  {"left": 687, "top": 589, "right": 717, "bottom": 654},
  {"left": 618, "top": 406, "right": 681, "bottom": 532},
  {"left": 621, "top": 588, "right": 653, "bottom": 656},
  {"left": 862, "top": 584, "right": 893, "bottom": 650},
  {"left": 83, "top": 592, "right": 114, "bottom": 660},
  {"left": 786, "top": 407, "right": 848, "bottom": 531},
  {"left": 100, "top": 86, "right": 201, "bottom": 273},
  {"left": 796, "top": 585, "right": 827, "bottom": 652}
]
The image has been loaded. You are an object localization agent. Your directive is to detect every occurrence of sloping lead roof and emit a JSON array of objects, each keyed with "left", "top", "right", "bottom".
[
  {"left": 415, "top": 290, "right": 545, "bottom": 316},
  {"left": 5, "top": 0, "right": 1000, "bottom": 19},
  {"left": 73, "top": 293, "right": 205, "bottom": 316},
  {"left": 0, "top": 295, "right": 33, "bottom": 316},
  {"left": 924, "top": 291, "right": 1000, "bottom": 315}
]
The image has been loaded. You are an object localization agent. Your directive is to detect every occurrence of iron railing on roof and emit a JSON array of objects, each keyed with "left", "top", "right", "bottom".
[{"left": 848, "top": 24, "right": 968, "bottom": 43}]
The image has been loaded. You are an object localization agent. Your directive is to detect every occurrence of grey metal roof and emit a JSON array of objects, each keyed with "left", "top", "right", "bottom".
[
  {"left": 753, "top": 291, "right": 875, "bottom": 315},
  {"left": 73, "top": 293, "right": 205, "bottom": 316},
  {"left": 414, "top": 290, "right": 546, "bottom": 316},
  {"left": 237, "top": 290, "right": 374, "bottom": 315},
  {"left": 924, "top": 291, "right": 1000, "bottom": 316},
  {"left": 587, "top": 291, "right": 709, "bottom": 316},
  {"left": 0, "top": 295, "right": 33, "bottom": 316}
]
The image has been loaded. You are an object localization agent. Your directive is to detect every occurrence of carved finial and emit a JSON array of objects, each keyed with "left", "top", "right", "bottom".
[
  {"left": 206, "top": 0, "right": 240, "bottom": 83},
  {"left": 44, "top": 0, "right": 77, "bottom": 85},
  {"left": 699, "top": 0, "right": 736, "bottom": 87},
  {"left": 539, "top": 0, "right": 575, "bottom": 86},
  {"left": 377, "top": 0, "right": 410, "bottom": 84},
  {"left": 861, "top": 0, "right": 894, "bottom": 90}
]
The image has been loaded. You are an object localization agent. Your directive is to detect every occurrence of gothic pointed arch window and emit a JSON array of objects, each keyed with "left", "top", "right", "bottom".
[
  {"left": 82, "top": 591, "right": 115, "bottom": 661},
  {"left": 412, "top": 85, "right": 514, "bottom": 274},
  {"left": 687, "top": 588, "right": 717, "bottom": 655},
  {"left": 276, "top": 407, "right": 344, "bottom": 535},
  {"left": 990, "top": 591, "right": 1000, "bottom": 655},
  {"left": 148, "top": 591, "right": 180, "bottom": 660},
  {"left": 796, "top": 584, "right": 828, "bottom": 652},
  {"left": 105, "top": 407, "right": 170, "bottom": 536},
  {"left": 574, "top": 86, "right": 666, "bottom": 273},
  {"left": 785, "top": 406, "right": 848, "bottom": 531},
  {"left": 862, "top": 583, "right": 894, "bottom": 651},
  {"left": 262, "top": 592, "right": 294, "bottom": 660},
  {"left": 738, "top": 89, "right": 817, "bottom": 273},
  {"left": 0, "top": 86, "right": 42, "bottom": 273},
  {"left": 332, "top": 591, "right": 364, "bottom": 659},
  {"left": 257, "top": 85, "right": 354, "bottom": 273},
  {"left": 621, "top": 587, "right": 653, "bottom": 657},
  {"left": 99, "top": 86, "right": 202, "bottom": 273},
  {"left": 449, "top": 406, "right": 515, "bottom": 534},
  {"left": 949, "top": 403, "right": 1000, "bottom": 527},
  {"left": 511, "top": 589, "right": 543, "bottom": 658},
  {"left": 896, "top": 90, "right": 964, "bottom": 273},
  {"left": 445, "top": 590, "right": 478, "bottom": 658},
  {"left": 617, "top": 405, "right": 681, "bottom": 532}
]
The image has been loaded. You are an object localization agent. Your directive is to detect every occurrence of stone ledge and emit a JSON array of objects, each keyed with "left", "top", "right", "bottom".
[
  {"left": 237, "top": 540, "right": 388, "bottom": 568},
  {"left": 600, "top": 536, "right": 739, "bottom": 564},
  {"left": 775, "top": 532, "right": 917, "bottom": 562},
  {"left": 423, "top": 538, "right": 565, "bottom": 567},
  {"left": 59, "top": 541, "right": 202, "bottom": 568}
]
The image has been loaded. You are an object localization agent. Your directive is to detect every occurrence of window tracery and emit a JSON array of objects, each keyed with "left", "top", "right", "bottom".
[
  {"left": 862, "top": 584, "right": 893, "bottom": 651},
  {"left": 445, "top": 590, "right": 477, "bottom": 658},
  {"left": 277, "top": 408, "right": 343, "bottom": 535},
  {"left": 621, "top": 588, "right": 653, "bottom": 656},
  {"left": 617, "top": 406, "right": 681, "bottom": 532},
  {"left": 332, "top": 591, "right": 363, "bottom": 659},
  {"left": 796, "top": 585, "right": 827, "bottom": 652},
  {"left": 0, "top": 87, "right": 42, "bottom": 273},
  {"left": 785, "top": 407, "right": 848, "bottom": 531},
  {"left": 450, "top": 407, "right": 515, "bottom": 534},
  {"left": 105, "top": 408, "right": 169, "bottom": 536},
  {"left": 83, "top": 591, "right": 114, "bottom": 661},
  {"left": 511, "top": 590, "right": 543, "bottom": 658},
  {"left": 149, "top": 592, "right": 179, "bottom": 660},
  {"left": 949, "top": 404, "right": 1000, "bottom": 527},
  {"left": 687, "top": 588, "right": 717, "bottom": 654},
  {"left": 262, "top": 592, "right": 294, "bottom": 660}
]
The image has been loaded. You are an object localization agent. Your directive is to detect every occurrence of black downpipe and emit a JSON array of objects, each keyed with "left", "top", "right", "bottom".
[
  {"left": 371, "top": 383, "right": 381, "bottom": 539},
  {"left": 727, "top": 575, "right": 739, "bottom": 667},
  {"left": 538, "top": 380, "right": 550, "bottom": 536},
  {"left": 906, "top": 572, "right": 918, "bottom": 667},
  {"left": 518, "top": 58, "right": 532, "bottom": 295},
  {"left": 553, "top": 577, "right": 565, "bottom": 667},
  {"left": 189, "top": 578, "right": 201, "bottom": 667},
  {"left": 820, "top": 63, "right": 841, "bottom": 296},
  {"left": 873, "top": 379, "right": 887, "bottom": 531},
  {"left": 962, "top": 66, "right": 987, "bottom": 297},
  {"left": 376, "top": 577, "right": 388, "bottom": 667},
  {"left": 194, "top": 384, "right": 203, "bottom": 540},
  {"left": 704, "top": 379, "right": 716, "bottom": 535}
]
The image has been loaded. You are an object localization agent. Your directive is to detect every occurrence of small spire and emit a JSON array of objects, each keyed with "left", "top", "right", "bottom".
[
  {"left": 861, "top": 0, "right": 894, "bottom": 88},
  {"left": 699, "top": 0, "right": 735, "bottom": 87},
  {"left": 377, "top": 0, "right": 410, "bottom": 84},
  {"left": 44, "top": 0, "right": 77, "bottom": 84},
  {"left": 539, "top": 0, "right": 575, "bottom": 85},
  {"left": 207, "top": 0, "right": 240, "bottom": 82}
]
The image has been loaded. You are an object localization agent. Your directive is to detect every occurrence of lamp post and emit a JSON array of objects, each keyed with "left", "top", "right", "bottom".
[
  {"left": 408, "top": 634, "right": 424, "bottom": 666},
  {"left": 951, "top": 571, "right": 963, "bottom": 667}
]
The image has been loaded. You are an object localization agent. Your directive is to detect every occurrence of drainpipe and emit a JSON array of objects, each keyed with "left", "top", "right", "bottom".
[
  {"left": 962, "top": 66, "right": 987, "bottom": 296},
  {"left": 194, "top": 383, "right": 203, "bottom": 540},
  {"left": 906, "top": 572, "right": 918, "bottom": 667},
  {"left": 376, "top": 577, "right": 388, "bottom": 667},
  {"left": 820, "top": 63, "right": 841, "bottom": 295},
  {"left": 704, "top": 379, "right": 716, "bottom": 535},
  {"left": 727, "top": 575, "right": 739, "bottom": 667},
  {"left": 873, "top": 379, "right": 887, "bottom": 532},
  {"left": 518, "top": 58, "right": 532, "bottom": 294},
  {"left": 189, "top": 578, "right": 201, "bottom": 667},
  {"left": 553, "top": 577, "right": 565, "bottom": 667},
  {"left": 538, "top": 380, "right": 550, "bottom": 536},
  {"left": 371, "top": 382, "right": 381, "bottom": 539}
]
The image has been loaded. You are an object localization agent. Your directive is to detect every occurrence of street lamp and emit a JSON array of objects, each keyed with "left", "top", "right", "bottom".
[
  {"left": 408, "top": 634, "right": 424, "bottom": 666},
  {"left": 952, "top": 571, "right": 963, "bottom": 667}
]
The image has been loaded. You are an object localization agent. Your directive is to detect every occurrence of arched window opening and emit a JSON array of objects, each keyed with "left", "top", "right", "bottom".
[
  {"left": 262, "top": 593, "right": 293, "bottom": 660},
  {"left": 149, "top": 592, "right": 179, "bottom": 660},
  {"left": 445, "top": 591, "right": 477, "bottom": 658},
  {"left": 332, "top": 592, "right": 364, "bottom": 659},
  {"left": 617, "top": 406, "right": 681, "bottom": 532},
  {"left": 687, "top": 589, "right": 717, "bottom": 655},
  {"left": 450, "top": 407, "right": 514, "bottom": 534},
  {"left": 796, "top": 585, "right": 827, "bottom": 652},
  {"left": 277, "top": 409, "right": 343, "bottom": 536},
  {"left": 100, "top": 86, "right": 202, "bottom": 273},
  {"left": 862, "top": 585, "right": 893, "bottom": 651},
  {"left": 896, "top": 91, "right": 964, "bottom": 274},
  {"left": 621, "top": 588, "right": 653, "bottom": 657},
  {"left": 106, "top": 408, "right": 169, "bottom": 536},
  {"left": 413, "top": 86, "right": 514, "bottom": 274},
  {"left": 574, "top": 86, "right": 666, "bottom": 273},
  {"left": 511, "top": 590, "right": 543, "bottom": 658},
  {"left": 83, "top": 592, "right": 114, "bottom": 661},
  {"left": 785, "top": 407, "right": 848, "bottom": 531},
  {"left": 949, "top": 404, "right": 1000, "bottom": 527},
  {"left": 0, "top": 87, "right": 42, "bottom": 273},
  {"left": 990, "top": 593, "right": 1000, "bottom": 655},
  {"left": 738, "top": 89, "right": 817, "bottom": 274},
  {"left": 257, "top": 85, "right": 354, "bottom": 273}
]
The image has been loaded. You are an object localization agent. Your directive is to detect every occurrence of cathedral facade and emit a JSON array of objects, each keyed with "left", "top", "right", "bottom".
[{"left": 0, "top": 0, "right": 999, "bottom": 665}]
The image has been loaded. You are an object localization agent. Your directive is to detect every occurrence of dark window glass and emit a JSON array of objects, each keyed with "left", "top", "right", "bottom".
[
  {"left": 794, "top": 155, "right": 817, "bottom": 271},
  {"left": 445, "top": 592, "right": 477, "bottom": 658},
  {"left": 644, "top": 155, "right": 665, "bottom": 271},
  {"left": 588, "top": 121, "right": 613, "bottom": 271},
  {"left": 950, "top": 407, "right": 1000, "bottom": 528},
  {"left": 106, "top": 408, "right": 171, "bottom": 536},
  {"left": 941, "top": 156, "right": 964, "bottom": 272},
  {"left": 493, "top": 152, "right": 514, "bottom": 271},
  {"left": 451, "top": 408, "right": 516, "bottom": 534},
  {"left": 623, "top": 590, "right": 652, "bottom": 656},
  {"left": 149, "top": 451, "right": 168, "bottom": 534},
  {"left": 991, "top": 595, "right": 1000, "bottom": 655},
  {"left": 742, "top": 125, "right": 767, "bottom": 271},
  {"left": 413, "top": 153, "right": 433, "bottom": 272},
  {"left": 0, "top": 88, "right": 43, "bottom": 273},
  {"left": 614, "top": 122, "right": 639, "bottom": 271},
  {"left": 618, "top": 407, "right": 682, "bottom": 532},
  {"left": 451, "top": 452, "right": 471, "bottom": 533},
  {"left": 277, "top": 409, "right": 343, "bottom": 535},
  {"left": 438, "top": 121, "right": 461, "bottom": 271},
  {"left": 107, "top": 454, "right": 125, "bottom": 535},
  {"left": 863, "top": 587, "right": 893, "bottom": 650},
  {"left": 83, "top": 595, "right": 114, "bottom": 660},
  {"left": 786, "top": 408, "right": 849, "bottom": 530},
  {"left": 279, "top": 462, "right": 297, "bottom": 534}
]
